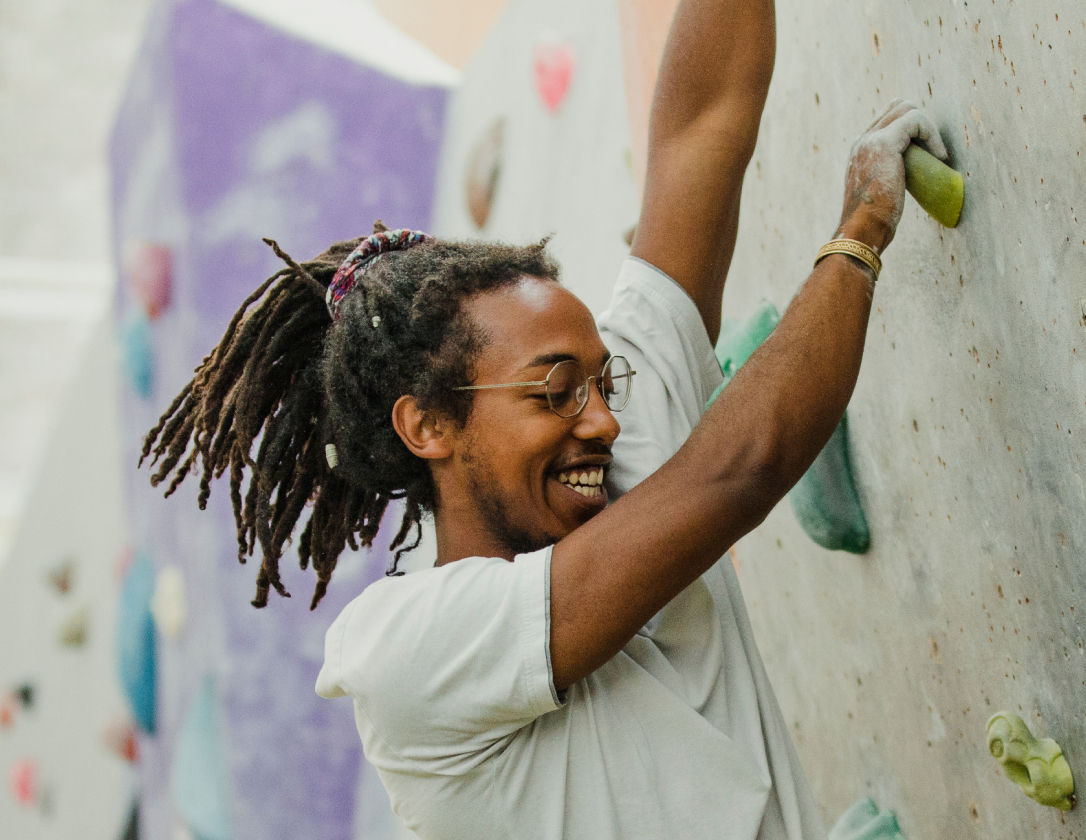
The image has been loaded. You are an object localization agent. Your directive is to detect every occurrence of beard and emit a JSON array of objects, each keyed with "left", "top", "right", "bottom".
[{"left": 460, "top": 449, "right": 555, "bottom": 557}]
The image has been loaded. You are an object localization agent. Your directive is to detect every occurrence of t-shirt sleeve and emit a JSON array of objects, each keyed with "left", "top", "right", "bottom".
[
  {"left": 597, "top": 257, "right": 725, "bottom": 495},
  {"left": 315, "top": 547, "right": 561, "bottom": 774}
]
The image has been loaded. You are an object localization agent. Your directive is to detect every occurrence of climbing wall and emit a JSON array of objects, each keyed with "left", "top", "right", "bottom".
[
  {"left": 436, "top": 0, "right": 1086, "bottom": 836},
  {"left": 110, "top": 1, "right": 453, "bottom": 838},
  {"left": 722, "top": 1, "right": 1086, "bottom": 837},
  {"left": 430, "top": 0, "right": 638, "bottom": 314}
]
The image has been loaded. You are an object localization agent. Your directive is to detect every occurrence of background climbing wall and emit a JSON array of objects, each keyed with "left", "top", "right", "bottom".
[
  {"left": 430, "top": 0, "right": 638, "bottom": 315},
  {"left": 721, "top": 2, "right": 1086, "bottom": 838},
  {"left": 435, "top": 0, "right": 1086, "bottom": 836},
  {"left": 111, "top": 1, "right": 454, "bottom": 838}
]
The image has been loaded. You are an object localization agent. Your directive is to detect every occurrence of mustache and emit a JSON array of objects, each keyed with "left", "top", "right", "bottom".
[{"left": 551, "top": 441, "right": 613, "bottom": 472}]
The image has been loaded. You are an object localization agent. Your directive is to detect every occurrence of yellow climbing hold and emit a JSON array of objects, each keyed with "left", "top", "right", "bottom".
[
  {"left": 986, "top": 712, "right": 1075, "bottom": 810},
  {"left": 904, "top": 144, "right": 964, "bottom": 228}
]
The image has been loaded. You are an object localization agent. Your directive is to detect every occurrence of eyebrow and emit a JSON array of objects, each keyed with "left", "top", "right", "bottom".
[{"left": 520, "top": 350, "right": 612, "bottom": 373}]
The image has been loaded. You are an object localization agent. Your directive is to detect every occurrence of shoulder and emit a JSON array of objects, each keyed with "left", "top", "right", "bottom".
[{"left": 317, "top": 550, "right": 553, "bottom": 705}]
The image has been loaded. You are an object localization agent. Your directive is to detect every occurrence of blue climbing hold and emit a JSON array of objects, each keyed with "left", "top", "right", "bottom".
[
  {"left": 172, "top": 676, "right": 232, "bottom": 840},
  {"left": 120, "top": 309, "right": 154, "bottom": 399},
  {"left": 116, "top": 550, "right": 156, "bottom": 734}
]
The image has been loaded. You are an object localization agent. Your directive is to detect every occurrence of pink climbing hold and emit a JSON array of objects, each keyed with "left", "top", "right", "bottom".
[
  {"left": 9, "top": 759, "right": 37, "bottom": 806},
  {"left": 104, "top": 720, "right": 140, "bottom": 763},
  {"left": 533, "top": 39, "right": 575, "bottom": 112},
  {"left": 125, "top": 243, "right": 173, "bottom": 319}
]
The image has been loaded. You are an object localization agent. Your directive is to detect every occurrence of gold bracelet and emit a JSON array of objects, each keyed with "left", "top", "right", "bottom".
[{"left": 814, "top": 238, "right": 882, "bottom": 281}]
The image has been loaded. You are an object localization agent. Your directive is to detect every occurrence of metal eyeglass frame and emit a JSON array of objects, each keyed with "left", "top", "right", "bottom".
[{"left": 451, "top": 355, "right": 636, "bottom": 418}]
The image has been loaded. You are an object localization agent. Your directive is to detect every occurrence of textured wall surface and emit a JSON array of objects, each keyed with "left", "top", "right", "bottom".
[
  {"left": 111, "top": 2, "right": 449, "bottom": 838},
  {"left": 436, "top": 0, "right": 1085, "bottom": 837},
  {"left": 722, "top": 2, "right": 1086, "bottom": 837}
]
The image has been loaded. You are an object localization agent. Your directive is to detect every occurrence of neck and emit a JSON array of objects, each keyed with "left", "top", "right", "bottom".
[{"left": 431, "top": 499, "right": 517, "bottom": 567}]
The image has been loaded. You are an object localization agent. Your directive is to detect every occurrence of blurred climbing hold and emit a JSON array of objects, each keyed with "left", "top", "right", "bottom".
[
  {"left": 789, "top": 414, "right": 871, "bottom": 553},
  {"left": 121, "top": 310, "right": 154, "bottom": 400},
  {"left": 150, "top": 565, "right": 186, "bottom": 640},
  {"left": 118, "top": 798, "right": 140, "bottom": 840},
  {"left": 104, "top": 719, "right": 140, "bottom": 763},
  {"left": 706, "top": 299, "right": 780, "bottom": 407},
  {"left": 116, "top": 550, "right": 157, "bottom": 734},
  {"left": 14, "top": 683, "right": 34, "bottom": 709},
  {"left": 986, "top": 711, "right": 1075, "bottom": 810},
  {"left": 46, "top": 557, "right": 76, "bottom": 594},
  {"left": 172, "top": 676, "right": 231, "bottom": 840},
  {"left": 828, "top": 798, "right": 907, "bottom": 840},
  {"left": 706, "top": 300, "right": 869, "bottom": 553},
  {"left": 904, "top": 143, "right": 964, "bottom": 228},
  {"left": 58, "top": 606, "right": 90, "bottom": 647},
  {"left": 533, "top": 37, "right": 575, "bottom": 112},
  {"left": 0, "top": 694, "right": 15, "bottom": 728},
  {"left": 125, "top": 243, "right": 173, "bottom": 319},
  {"left": 465, "top": 118, "right": 504, "bottom": 229},
  {"left": 8, "top": 758, "right": 37, "bottom": 807}
]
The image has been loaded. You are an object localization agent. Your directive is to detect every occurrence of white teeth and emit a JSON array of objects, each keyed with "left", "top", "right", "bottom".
[{"left": 557, "top": 468, "right": 605, "bottom": 491}]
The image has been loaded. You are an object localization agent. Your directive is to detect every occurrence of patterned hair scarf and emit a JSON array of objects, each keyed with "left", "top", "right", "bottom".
[{"left": 326, "top": 228, "right": 431, "bottom": 320}]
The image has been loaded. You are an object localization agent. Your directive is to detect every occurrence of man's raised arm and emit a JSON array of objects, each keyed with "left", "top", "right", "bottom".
[{"left": 631, "top": 0, "right": 775, "bottom": 344}]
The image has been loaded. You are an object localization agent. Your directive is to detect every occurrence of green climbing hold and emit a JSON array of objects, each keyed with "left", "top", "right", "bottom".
[
  {"left": 986, "top": 712, "right": 1075, "bottom": 810},
  {"left": 829, "top": 798, "right": 907, "bottom": 840},
  {"left": 904, "top": 144, "right": 964, "bottom": 228},
  {"left": 706, "top": 300, "right": 870, "bottom": 555},
  {"left": 789, "top": 413, "right": 871, "bottom": 554}
]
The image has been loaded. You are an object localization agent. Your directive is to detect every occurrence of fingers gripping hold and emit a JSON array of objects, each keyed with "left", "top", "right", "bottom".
[{"left": 879, "top": 106, "right": 949, "bottom": 160}]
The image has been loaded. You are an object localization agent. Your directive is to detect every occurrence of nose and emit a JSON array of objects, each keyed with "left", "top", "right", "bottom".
[{"left": 573, "top": 378, "right": 620, "bottom": 445}]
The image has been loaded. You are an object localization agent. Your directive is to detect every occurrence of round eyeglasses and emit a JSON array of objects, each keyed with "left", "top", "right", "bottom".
[{"left": 452, "top": 355, "right": 635, "bottom": 418}]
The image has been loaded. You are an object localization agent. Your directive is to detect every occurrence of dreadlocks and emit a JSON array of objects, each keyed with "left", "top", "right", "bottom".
[{"left": 141, "top": 222, "right": 559, "bottom": 609}]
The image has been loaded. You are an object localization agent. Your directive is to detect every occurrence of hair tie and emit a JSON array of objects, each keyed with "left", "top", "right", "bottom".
[{"left": 326, "top": 229, "right": 431, "bottom": 320}]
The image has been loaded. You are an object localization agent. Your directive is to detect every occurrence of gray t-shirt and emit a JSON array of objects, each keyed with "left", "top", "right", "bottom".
[{"left": 316, "top": 257, "right": 827, "bottom": 840}]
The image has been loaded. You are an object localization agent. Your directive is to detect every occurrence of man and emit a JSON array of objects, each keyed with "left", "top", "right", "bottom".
[{"left": 144, "top": 0, "right": 946, "bottom": 834}]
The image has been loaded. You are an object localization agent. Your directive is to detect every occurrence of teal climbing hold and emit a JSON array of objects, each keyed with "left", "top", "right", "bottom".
[
  {"left": 172, "top": 676, "right": 232, "bottom": 840},
  {"left": 828, "top": 798, "right": 907, "bottom": 840},
  {"left": 789, "top": 413, "right": 871, "bottom": 554},
  {"left": 706, "top": 300, "right": 870, "bottom": 554},
  {"left": 116, "top": 550, "right": 156, "bottom": 734},
  {"left": 707, "top": 299, "right": 780, "bottom": 407},
  {"left": 121, "top": 310, "right": 154, "bottom": 399}
]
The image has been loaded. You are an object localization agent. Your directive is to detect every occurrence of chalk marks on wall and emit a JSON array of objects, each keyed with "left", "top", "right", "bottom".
[
  {"left": 465, "top": 119, "right": 505, "bottom": 228},
  {"left": 533, "top": 37, "right": 575, "bottom": 112}
]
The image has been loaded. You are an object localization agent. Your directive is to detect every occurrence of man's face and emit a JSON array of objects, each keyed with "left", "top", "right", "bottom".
[{"left": 446, "top": 277, "right": 621, "bottom": 554}]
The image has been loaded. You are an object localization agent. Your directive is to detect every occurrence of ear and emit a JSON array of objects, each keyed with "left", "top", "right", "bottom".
[{"left": 392, "top": 395, "right": 454, "bottom": 461}]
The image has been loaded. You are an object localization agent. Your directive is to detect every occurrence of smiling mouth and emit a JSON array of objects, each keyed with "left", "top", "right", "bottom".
[{"left": 557, "top": 467, "right": 605, "bottom": 498}]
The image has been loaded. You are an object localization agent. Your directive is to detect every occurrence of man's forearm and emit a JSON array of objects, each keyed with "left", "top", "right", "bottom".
[{"left": 632, "top": 0, "right": 776, "bottom": 342}]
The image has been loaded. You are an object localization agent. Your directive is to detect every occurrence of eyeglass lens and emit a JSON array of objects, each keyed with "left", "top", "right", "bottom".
[{"left": 545, "top": 357, "right": 632, "bottom": 418}]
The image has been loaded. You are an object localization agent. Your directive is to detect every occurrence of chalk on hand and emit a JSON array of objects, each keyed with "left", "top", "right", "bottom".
[{"left": 904, "top": 144, "right": 963, "bottom": 228}]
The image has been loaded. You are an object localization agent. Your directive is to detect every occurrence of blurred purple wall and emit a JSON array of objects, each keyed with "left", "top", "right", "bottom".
[{"left": 110, "top": 1, "right": 449, "bottom": 838}]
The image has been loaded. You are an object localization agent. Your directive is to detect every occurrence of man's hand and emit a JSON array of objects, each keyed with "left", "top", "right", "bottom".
[{"left": 836, "top": 99, "right": 949, "bottom": 254}]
